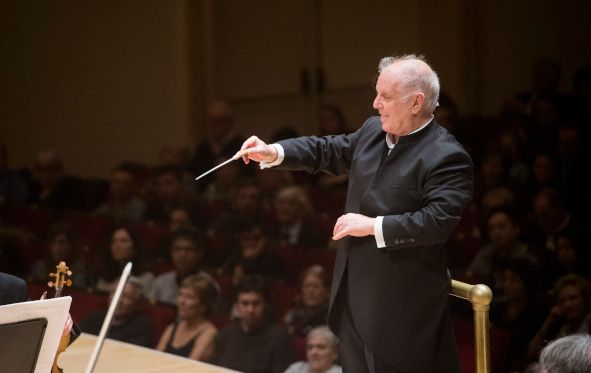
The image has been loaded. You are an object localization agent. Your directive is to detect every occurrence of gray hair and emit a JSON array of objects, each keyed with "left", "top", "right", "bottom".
[
  {"left": 307, "top": 325, "right": 338, "bottom": 348},
  {"left": 377, "top": 54, "right": 440, "bottom": 114},
  {"left": 540, "top": 334, "right": 591, "bottom": 373}
]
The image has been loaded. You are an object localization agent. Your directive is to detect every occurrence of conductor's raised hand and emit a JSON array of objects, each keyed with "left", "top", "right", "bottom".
[{"left": 237, "top": 136, "right": 278, "bottom": 164}]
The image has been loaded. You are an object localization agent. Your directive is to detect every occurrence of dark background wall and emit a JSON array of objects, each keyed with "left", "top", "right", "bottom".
[{"left": 1, "top": 0, "right": 589, "bottom": 177}]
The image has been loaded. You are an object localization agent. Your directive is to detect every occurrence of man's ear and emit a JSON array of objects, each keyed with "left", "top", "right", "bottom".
[{"left": 411, "top": 93, "right": 425, "bottom": 115}]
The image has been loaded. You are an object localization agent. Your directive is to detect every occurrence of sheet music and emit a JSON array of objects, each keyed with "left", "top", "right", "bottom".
[{"left": 0, "top": 296, "right": 72, "bottom": 373}]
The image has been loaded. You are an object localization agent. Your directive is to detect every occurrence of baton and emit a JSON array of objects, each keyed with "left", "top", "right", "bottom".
[{"left": 194, "top": 149, "right": 249, "bottom": 181}]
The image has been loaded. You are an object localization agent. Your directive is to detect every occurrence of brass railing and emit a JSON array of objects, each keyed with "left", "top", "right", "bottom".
[{"left": 450, "top": 280, "right": 493, "bottom": 373}]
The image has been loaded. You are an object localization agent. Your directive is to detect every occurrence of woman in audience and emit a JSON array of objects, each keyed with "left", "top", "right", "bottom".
[
  {"left": 29, "top": 222, "right": 88, "bottom": 288},
  {"left": 527, "top": 273, "right": 591, "bottom": 361},
  {"left": 156, "top": 274, "right": 218, "bottom": 361},
  {"left": 284, "top": 325, "right": 342, "bottom": 373},
  {"left": 94, "top": 225, "right": 154, "bottom": 293},
  {"left": 284, "top": 265, "right": 330, "bottom": 337},
  {"left": 489, "top": 257, "right": 546, "bottom": 371}
]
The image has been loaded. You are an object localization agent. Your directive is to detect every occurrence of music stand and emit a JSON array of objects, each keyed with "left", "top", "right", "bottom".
[{"left": 0, "top": 296, "right": 72, "bottom": 373}]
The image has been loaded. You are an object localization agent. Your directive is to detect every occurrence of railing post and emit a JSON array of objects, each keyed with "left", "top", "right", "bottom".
[{"left": 451, "top": 280, "right": 493, "bottom": 373}]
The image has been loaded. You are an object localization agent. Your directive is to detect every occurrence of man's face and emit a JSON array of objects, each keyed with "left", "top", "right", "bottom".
[
  {"left": 110, "top": 170, "right": 135, "bottom": 200},
  {"left": 156, "top": 173, "right": 181, "bottom": 202},
  {"left": 237, "top": 291, "right": 265, "bottom": 330},
  {"left": 112, "top": 282, "right": 140, "bottom": 319},
  {"left": 171, "top": 238, "right": 202, "bottom": 276},
  {"left": 557, "top": 284, "right": 586, "bottom": 321},
  {"left": 372, "top": 65, "right": 415, "bottom": 136},
  {"left": 487, "top": 212, "right": 519, "bottom": 249},
  {"left": 301, "top": 274, "right": 329, "bottom": 307},
  {"left": 306, "top": 334, "right": 336, "bottom": 372}
]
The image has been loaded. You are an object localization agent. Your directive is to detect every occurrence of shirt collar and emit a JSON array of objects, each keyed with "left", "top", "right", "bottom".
[{"left": 385, "top": 114, "right": 434, "bottom": 149}]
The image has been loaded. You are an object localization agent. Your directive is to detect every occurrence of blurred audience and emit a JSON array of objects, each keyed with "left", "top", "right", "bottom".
[
  {"left": 94, "top": 226, "right": 154, "bottom": 293},
  {"left": 284, "top": 265, "right": 330, "bottom": 337},
  {"left": 80, "top": 276, "right": 153, "bottom": 347},
  {"left": 29, "top": 222, "right": 88, "bottom": 289},
  {"left": 148, "top": 228, "right": 218, "bottom": 306},
  {"left": 214, "top": 275, "right": 294, "bottom": 373},
  {"left": 156, "top": 274, "right": 218, "bottom": 361},
  {"left": 284, "top": 326, "right": 342, "bottom": 373},
  {"left": 93, "top": 164, "right": 146, "bottom": 224}
]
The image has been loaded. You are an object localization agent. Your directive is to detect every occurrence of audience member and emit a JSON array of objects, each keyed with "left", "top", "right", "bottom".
[
  {"left": 553, "top": 227, "right": 590, "bottom": 279},
  {"left": 214, "top": 275, "right": 294, "bottom": 373},
  {"left": 539, "top": 334, "right": 591, "bottom": 373},
  {"left": 221, "top": 222, "right": 281, "bottom": 283},
  {"left": 489, "top": 257, "right": 546, "bottom": 371},
  {"left": 27, "top": 149, "right": 82, "bottom": 211},
  {"left": 271, "top": 186, "right": 328, "bottom": 249},
  {"left": 284, "top": 265, "right": 330, "bottom": 337},
  {"left": 93, "top": 164, "right": 146, "bottom": 224},
  {"left": 94, "top": 226, "right": 154, "bottom": 293},
  {"left": 0, "top": 143, "right": 29, "bottom": 206},
  {"left": 80, "top": 276, "right": 153, "bottom": 347},
  {"left": 189, "top": 99, "right": 246, "bottom": 189},
  {"left": 148, "top": 228, "right": 218, "bottom": 306},
  {"left": 156, "top": 274, "right": 218, "bottom": 361},
  {"left": 29, "top": 222, "right": 88, "bottom": 289},
  {"left": 144, "top": 165, "right": 198, "bottom": 224},
  {"left": 465, "top": 207, "right": 531, "bottom": 292},
  {"left": 527, "top": 274, "right": 591, "bottom": 361},
  {"left": 284, "top": 326, "right": 342, "bottom": 373}
]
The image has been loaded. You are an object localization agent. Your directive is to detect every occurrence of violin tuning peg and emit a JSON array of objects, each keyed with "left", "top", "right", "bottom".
[
  {"left": 67, "top": 270, "right": 72, "bottom": 276},
  {"left": 48, "top": 281, "right": 54, "bottom": 287},
  {"left": 66, "top": 280, "right": 72, "bottom": 287}
]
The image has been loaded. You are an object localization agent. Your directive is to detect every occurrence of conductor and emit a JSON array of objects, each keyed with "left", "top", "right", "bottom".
[{"left": 239, "top": 54, "right": 473, "bottom": 373}]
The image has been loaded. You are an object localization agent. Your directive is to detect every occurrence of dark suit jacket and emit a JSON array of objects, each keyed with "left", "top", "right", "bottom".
[
  {"left": 278, "top": 117, "right": 473, "bottom": 372},
  {"left": 0, "top": 272, "right": 28, "bottom": 305}
]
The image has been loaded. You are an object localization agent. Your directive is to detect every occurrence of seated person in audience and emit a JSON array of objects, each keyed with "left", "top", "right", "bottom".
[
  {"left": 214, "top": 275, "right": 294, "bottom": 373},
  {"left": 538, "top": 334, "right": 591, "bottom": 373},
  {"left": 80, "top": 276, "right": 153, "bottom": 347},
  {"left": 201, "top": 155, "right": 241, "bottom": 208},
  {"left": 553, "top": 226, "right": 590, "bottom": 279},
  {"left": 489, "top": 257, "right": 546, "bottom": 371},
  {"left": 284, "top": 325, "right": 342, "bottom": 373},
  {"left": 27, "top": 149, "right": 82, "bottom": 211},
  {"left": 153, "top": 205, "right": 199, "bottom": 266},
  {"left": 156, "top": 274, "right": 218, "bottom": 361},
  {"left": 29, "top": 222, "right": 88, "bottom": 289},
  {"left": 271, "top": 186, "right": 329, "bottom": 249},
  {"left": 527, "top": 274, "right": 591, "bottom": 362},
  {"left": 221, "top": 222, "right": 281, "bottom": 283},
  {"left": 148, "top": 228, "right": 218, "bottom": 306},
  {"left": 0, "top": 143, "right": 29, "bottom": 206},
  {"left": 93, "top": 164, "right": 146, "bottom": 224},
  {"left": 284, "top": 265, "right": 330, "bottom": 337},
  {"left": 207, "top": 182, "right": 269, "bottom": 256},
  {"left": 144, "top": 165, "right": 198, "bottom": 224},
  {"left": 189, "top": 99, "right": 246, "bottom": 192},
  {"left": 465, "top": 206, "right": 532, "bottom": 293},
  {"left": 94, "top": 226, "right": 154, "bottom": 293}
]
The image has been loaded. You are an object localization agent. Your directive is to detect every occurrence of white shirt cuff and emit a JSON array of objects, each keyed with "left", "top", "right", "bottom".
[
  {"left": 374, "top": 216, "right": 386, "bottom": 248},
  {"left": 259, "top": 144, "right": 285, "bottom": 169}
]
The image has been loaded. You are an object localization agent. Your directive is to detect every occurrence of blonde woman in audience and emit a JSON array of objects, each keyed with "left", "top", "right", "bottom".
[
  {"left": 284, "top": 326, "right": 342, "bottom": 373},
  {"left": 156, "top": 274, "right": 218, "bottom": 361}
]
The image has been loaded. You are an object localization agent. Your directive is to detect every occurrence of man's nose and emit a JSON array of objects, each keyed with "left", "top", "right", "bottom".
[{"left": 373, "top": 96, "right": 381, "bottom": 110}]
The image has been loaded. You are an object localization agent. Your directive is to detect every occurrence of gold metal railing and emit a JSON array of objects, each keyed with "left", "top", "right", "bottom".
[{"left": 450, "top": 280, "right": 493, "bottom": 373}]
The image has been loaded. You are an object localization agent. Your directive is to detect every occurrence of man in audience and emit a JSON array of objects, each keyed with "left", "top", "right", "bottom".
[
  {"left": 80, "top": 276, "right": 153, "bottom": 347},
  {"left": 94, "top": 164, "right": 146, "bottom": 223},
  {"left": 214, "top": 275, "right": 294, "bottom": 373},
  {"left": 148, "top": 228, "right": 218, "bottom": 305}
]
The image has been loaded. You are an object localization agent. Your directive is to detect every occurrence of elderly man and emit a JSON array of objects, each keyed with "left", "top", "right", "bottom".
[
  {"left": 539, "top": 334, "right": 591, "bottom": 373},
  {"left": 239, "top": 55, "right": 473, "bottom": 372}
]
